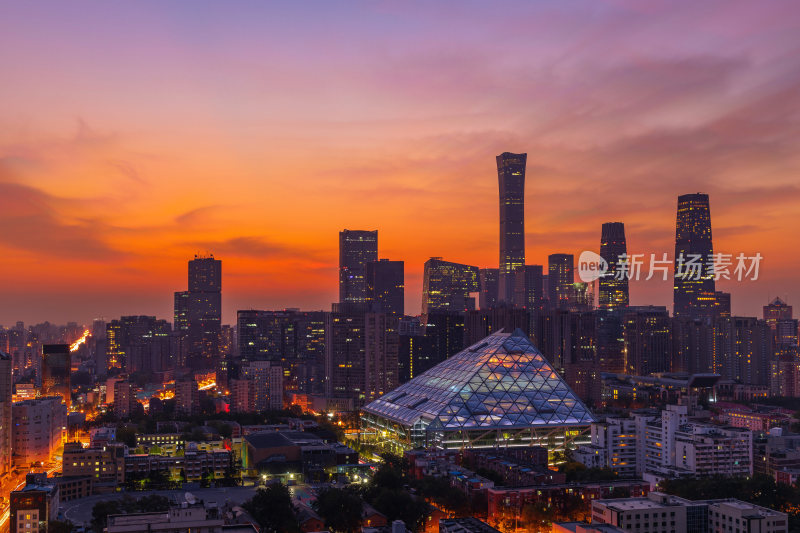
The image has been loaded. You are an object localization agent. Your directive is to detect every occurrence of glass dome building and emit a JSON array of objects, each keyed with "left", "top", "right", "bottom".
[{"left": 361, "top": 329, "right": 594, "bottom": 454}]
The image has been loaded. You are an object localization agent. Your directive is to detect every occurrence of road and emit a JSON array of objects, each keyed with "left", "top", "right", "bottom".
[{"left": 62, "top": 486, "right": 260, "bottom": 527}]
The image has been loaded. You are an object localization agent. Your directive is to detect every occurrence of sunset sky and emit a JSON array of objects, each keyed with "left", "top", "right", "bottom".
[{"left": 2, "top": 1, "right": 800, "bottom": 325}]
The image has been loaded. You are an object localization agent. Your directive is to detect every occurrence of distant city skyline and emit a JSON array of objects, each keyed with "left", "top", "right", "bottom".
[{"left": 2, "top": 1, "right": 800, "bottom": 324}]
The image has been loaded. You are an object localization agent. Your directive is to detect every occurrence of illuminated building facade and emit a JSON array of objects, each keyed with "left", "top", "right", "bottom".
[
  {"left": 366, "top": 258, "right": 404, "bottom": 316},
  {"left": 598, "top": 222, "right": 629, "bottom": 310},
  {"left": 187, "top": 255, "right": 222, "bottom": 368},
  {"left": 673, "top": 193, "right": 715, "bottom": 322},
  {"left": 0, "top": 351, "right": 11, "bottom": 480},
  {"left": 173, "top": 290, "right": 190, "bottom": 333},
  {"left": 105, "top": 316, "right": 172, "bottom": 373},
  {"left": 12, "top": 397, "right": 66, "bottom": 466},
  {"left": 339, "top": 229, "right": 378, "bottom": 304},
  {"left": 548, "top": 254, "right": 574, "bottom": 310},
  {"left": 421, "top": 257, "right": 479, "bottom": 319},
  {"left": 361, "top": 329, "right": 593, "bottom": 453},
  {"left": 497, "top": 152, "right": 527, "bottom": 303}
]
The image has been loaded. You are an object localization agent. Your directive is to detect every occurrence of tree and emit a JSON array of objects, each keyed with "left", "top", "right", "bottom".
[
  {"left": 313, "top": 487, "right": 363, "bottom": 533},
  {"left": 242, "top": 484, "right": 301, "bottom": 533}
]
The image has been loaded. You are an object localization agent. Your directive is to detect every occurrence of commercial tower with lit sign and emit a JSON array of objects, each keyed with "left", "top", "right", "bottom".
[{"left": 497, "top": 152, "right": 527, "bottom": 304}]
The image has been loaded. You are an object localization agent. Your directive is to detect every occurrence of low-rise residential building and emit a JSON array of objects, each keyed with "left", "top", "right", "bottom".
[
  {"left": 573, "top": 416, "right": 638, "bottom": 478},
  {"left": 575, "top": 405, "right": 752, "bottom": 485},
  {"left": 591, "top": 492, "right": 788, "bottom": 533},
  {"left": 9, "top": 474, "right": 60, "bottom": 533},
  {"left": 106, "top": 503, "right": 224, "bottom": 533}
]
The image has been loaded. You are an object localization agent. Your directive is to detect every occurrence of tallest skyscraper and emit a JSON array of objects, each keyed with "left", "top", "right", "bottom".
[{"left": 497, "top": 152, "right": 527, "bottom": 303}]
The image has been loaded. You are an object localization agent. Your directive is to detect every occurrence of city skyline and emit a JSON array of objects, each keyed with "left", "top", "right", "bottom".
[{"left": 3, "top": 1, "right": 800, "bottom": 324}]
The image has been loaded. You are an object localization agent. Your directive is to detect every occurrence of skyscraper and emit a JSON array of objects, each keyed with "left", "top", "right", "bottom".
[
  {"left": 478, "top": 268, "right": 499, "bottom": 310},
  {"left": 174, "top": 291, "right": 190, "bottom": 333},
  {"left": 599, "top": 222, "right": 629, "bottom": 310},
  {"left": 187, "top": 255, "right": 222, "bottom": 368},
  {"left": 366, "top": 259, "right": 404, "bottom": 316},
  {"left": 513, "top": 264, "right": 544, "bottom": 310},
  {"left": 42, "top": 344, "right": 71, "bottom": 409},
  {"left": 0, "top": 351, "right": 11, "bottom": 480},
  {"left": 673, "top": 193, "right": 715, "bottom": 322},
  {"left": 421, "top": 257, "right": 479, "bottom": 319},
  {"left": 548, "top": 254, "right": 574, "bottom": 310},
  {"left": 497, "top": 152, "right": 527, "bottom": 303},
  {"left": 339, "top": 229, "right": 378, "bottom": 304}
]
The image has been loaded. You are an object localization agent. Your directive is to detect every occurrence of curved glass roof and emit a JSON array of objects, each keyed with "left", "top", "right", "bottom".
[{"left": 362, "top": 329, "right": 594, "bottom": 430}]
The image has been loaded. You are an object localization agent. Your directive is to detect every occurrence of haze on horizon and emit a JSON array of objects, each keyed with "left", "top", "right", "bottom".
[{"left": 1, "top": 0, "right": 800, "bottom": 325}]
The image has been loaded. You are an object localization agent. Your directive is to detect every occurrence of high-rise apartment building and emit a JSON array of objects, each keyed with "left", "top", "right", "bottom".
[
  {"left": 12, "top": 397, "right": 66, "bottom": 466},
  {"left": 478, "top": 268, "right": 499, "bottom": 310},
  {"left": 674, "top": 193, "right": 715, "bottom": 322},
  {"left": 421, "top": 258, "right": 479, "bottom": 319},
  {"left": 42, "top": 344, "right": 71, "bottom": 409},
  {"left": 106, "top": 316, "right": 172, "bottom": 373},
  {"left": 513, "top": 264, "right": 544, "bottom": 310},
  {"left": 548, "top": 254, "right": 574, "bottom": 310},
  {"left": 598, "top": 222, "right": 629, "bottom": 310},
  {"left": 364, "top": 313, "right": 399, "bottom": 403},
  {"left": 187, "top": 255, "right": 222, "bottom": 367},
  {"left": 622, "top": 306, "right": 671, "bottom": 376},
  {"left": 339, "top": 229, "right": 378, "bottom": 304},
  {"left": 366, "top": 259, "right": 404, "bottom": 316},
  {"left": 497, "top": 152, "right": 527, "bottom": 303},
  {"left": 174, "top": 291, "right": 190, "bottom": 333},
  {"left": 0, "top": 351, "right": 12, "bottom": 480}
]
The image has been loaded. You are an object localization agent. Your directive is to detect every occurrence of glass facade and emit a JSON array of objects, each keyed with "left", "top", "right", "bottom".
[{"left": 362, "top": 329, "right": 594, "bottom": 451}]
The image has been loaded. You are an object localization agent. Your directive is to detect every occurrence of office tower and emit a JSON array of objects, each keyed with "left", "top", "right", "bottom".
[
  {"left": 622, "top": 306, "right": 671, "bottom": 375},
  {"left": 764, "top": 297, "right": 792, "bottom": 328},
  {"left": 366, "top": 259, "right": 404, "bottom": 315},
  {"left": 497, "top": 152, "right": 527, "bottom": 303},
  {"left": 421, "top": 257, "right": 479, "bottom": 318},
  {"left": 478, "top": 268, "right": 499, "bottom": 310},
  {"left": 548, "top": 254, "right": 574, "bottom": 310},
  {"left": 0, "top": 351, "right": 11, "bottom": 480},
  {"left": 339, "top": 229, "right": 378, "bottom": 304},
  {"left": 364, "top": 313, "right": 399, "bottom": 402},
  {"left": 513, "top": 265, "right": 544, "bottom": 310},
  {"left": 187, "top": 255, "right": 222, "bottom": 367},
  {"left": 598, "top": 222, "right": 629, "bottom": 310},
  {"left": 42, "top": 344, "right": 71, "bottom": 409},
  {"left": 714, "top": 291, "right": 731, "bottom": 318},
  {"left": 106, "top": 316, "right": 172, "bottom": 373},
  {"left": 673, "top": 193, "right": 715, "bottom": 321},
  {"left": 174, "top": 291, "right": 190, "bottom": 332}
]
